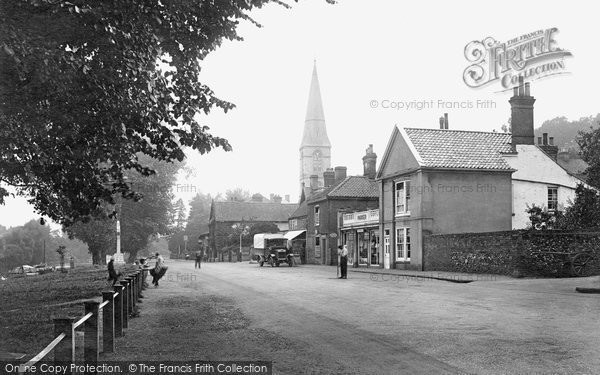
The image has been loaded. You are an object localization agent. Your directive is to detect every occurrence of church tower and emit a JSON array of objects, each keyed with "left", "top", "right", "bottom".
[{"left": 299, "top": 61, "right": 331, "bottom": 197}]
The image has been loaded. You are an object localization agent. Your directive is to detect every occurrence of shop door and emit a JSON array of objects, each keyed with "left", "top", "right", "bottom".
[
  {"left": 383, "top": 229, "right": 390, "bottom": 269},
  {"left": 370, "top": 229, "right": 379, "bottom": 266}
]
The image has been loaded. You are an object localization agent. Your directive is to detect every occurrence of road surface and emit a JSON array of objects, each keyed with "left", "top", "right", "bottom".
[{"left": 112, "top": 261, "right": 600, "bottom": 374}]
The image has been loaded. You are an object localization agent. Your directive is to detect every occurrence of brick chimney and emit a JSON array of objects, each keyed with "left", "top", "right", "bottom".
[
  {"left": 510, "top": 76, "right": 535, "bottom": 147},
  {"left": 323, "top": 168, "right": 335, "bottom": 187},
  {"left": 362, "top": 144, "right": 377, "bottom": 179},
  {"left": 334, "top": 166, "right": 347, "bottom": 184},
  {"left": 285, "top": 194, "right": 290, "bottom": 203},
  {"left": 310, "top": 174, "right": 319, "bottom": 191},
  {"left": 438, "top": 113, "right": 449, "bottom": 129},
  {"left": 538, "top": 132, "right": 559, "bottom": 162},
  {"left": 273, "top": 195, "right": 283, "bottom": 203}
]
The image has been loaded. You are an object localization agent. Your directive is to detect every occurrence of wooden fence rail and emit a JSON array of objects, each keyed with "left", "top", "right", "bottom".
[{"left": 18, "top": 268, "right": 148, "bottom": 374}]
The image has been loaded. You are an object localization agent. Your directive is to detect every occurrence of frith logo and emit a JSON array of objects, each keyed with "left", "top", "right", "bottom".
[{"left": 463, "top": 28, "right": 572, "bottom": 90}]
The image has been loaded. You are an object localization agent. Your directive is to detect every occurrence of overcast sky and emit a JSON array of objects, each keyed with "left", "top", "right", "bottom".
[{"left": 1, "top": 0, "right": 599, "bottom": 228}]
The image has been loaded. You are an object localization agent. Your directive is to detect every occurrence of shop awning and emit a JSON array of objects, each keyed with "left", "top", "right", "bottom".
[{"left": 284, "top": 230, "right": 306, "bottom": 240}]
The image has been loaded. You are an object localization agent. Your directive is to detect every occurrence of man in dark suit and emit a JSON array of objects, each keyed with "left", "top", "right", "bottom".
[{"left": 338, "top": 245, "right": 348, "bottom": 279}]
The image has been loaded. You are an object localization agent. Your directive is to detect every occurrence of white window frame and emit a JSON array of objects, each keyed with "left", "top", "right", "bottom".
[
  {"left": 395, "top": 180, "right": 411, "bottom": 216},
  {"left": 314, "top": 205, "right": 320, "bottom": 226},
  {"left": 547, "top": 186, "right": 558, "bottom": 211},
  {"left": 396, "top": 227, "right": 411, "bottom": 262}
]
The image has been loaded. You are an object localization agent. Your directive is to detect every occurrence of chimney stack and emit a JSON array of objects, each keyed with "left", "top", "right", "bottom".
[
  {"left": 510, "top": 76, "right": 536, "bottom": 147},
  {"left": 323, "top": 168, "right": 335, "bottom": 187},
  {"left": 538, "top": 132, "right": 559, "bottom": 162},
  {"left": 310, "top": 174, "right": 319, "bottom": 191},
  {"left": 334, "top": 166, "right": 347, "bottom": 183},
  {"left": 438, "top": 114, "right": 449, "bottom": 129},
  {"left": 285, "top": 194, "right": 290, "bottom": 203},
  {"left": 362, "top": 144, "right": 377, "bottom": 179},
  {"left": 273, "top": 195, "right": 282, "bottom": 204}
]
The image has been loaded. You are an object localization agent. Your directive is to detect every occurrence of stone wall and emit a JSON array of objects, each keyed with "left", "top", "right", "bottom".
[{"left": 423, "top": 230, "right": 600, "bottom": 277}]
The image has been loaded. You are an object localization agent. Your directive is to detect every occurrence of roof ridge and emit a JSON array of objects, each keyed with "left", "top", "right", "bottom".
[{"left": 405, "top": 127, "right": 511, "bottom": 136}]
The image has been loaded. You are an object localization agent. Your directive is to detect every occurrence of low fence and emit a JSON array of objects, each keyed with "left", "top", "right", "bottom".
[
  {"left": 16, "top": 268, "right": 148, "bottom": 374},
  {"left": 423, "top": 230, "right": 600, "bottom": 277}
]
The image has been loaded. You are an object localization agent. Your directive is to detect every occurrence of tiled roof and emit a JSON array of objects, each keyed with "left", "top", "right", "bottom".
[
  {"left": 289, "top": 200, "right": 308, "bottom": 219},
  {"left": 404, "top": 128, "right": 514, "bottom": 170},
  {"left": 308, "top": 176, "right": 379, "bottom": 203},
  {"left": 329, "top": 176, "right": 379, "bottom": 198},
  {"left": 212, "top": 201, "right": 298, "bottom": 222}
]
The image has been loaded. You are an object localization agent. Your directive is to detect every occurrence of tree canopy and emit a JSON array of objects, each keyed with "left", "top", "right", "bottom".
[
  {"left": 66, "top": 154, "right": 181, "bottom": 263},
  {"left": 0, "top": 0, "right": 319, "bottom": 226}
]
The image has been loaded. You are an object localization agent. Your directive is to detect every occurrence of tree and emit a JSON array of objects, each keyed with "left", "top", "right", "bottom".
[
  {"left": 183, "top": 192, "right": 212, "bottom": 241},
  {"left": 225, "top": 188, "right": 251, "bottom": 202},
  {"left": 66, "top": 154, "right": 182, "bottom": 263},
  {"left": 173, "top": 199, "right": 187, "bottom": 233},
  {"left": 556, "top": 184, "right": 600, "bottom": 230},
  {"left": 1, "top": 0, "right": 331, "bottom": 226},
  {"left": 578, "top": 123, "right": 600, "bottom": 188},
  {"left": 65, "top": 208, "right": 116, "bottom": 264},
  {"left": 0, "top": 219, "right": 51, "bottom": 267}
]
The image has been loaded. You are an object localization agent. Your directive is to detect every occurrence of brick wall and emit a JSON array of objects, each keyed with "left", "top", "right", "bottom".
[{"left": 423, "top": 230, "right": 600, "bottom": 277}]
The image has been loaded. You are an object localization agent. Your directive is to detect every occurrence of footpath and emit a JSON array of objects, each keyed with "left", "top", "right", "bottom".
[
  {"left": 347, "top": 266, "right": 511, "bottom": 283},
  {"left": 302, "top": 264, "right": 600, "bottom": 291}
]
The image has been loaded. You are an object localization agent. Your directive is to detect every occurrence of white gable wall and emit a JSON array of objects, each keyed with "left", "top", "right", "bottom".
[{"left": 504, "top": 145, "right": 582, "bottom": 229}]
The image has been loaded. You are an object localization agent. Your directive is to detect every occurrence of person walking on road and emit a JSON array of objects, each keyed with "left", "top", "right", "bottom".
[
  {"left": 149, "top": 252, "right": 168, "bottom": 287},
  {"left": 338, "top": 245, "right": 348, "bottom": 279},
  {"left": 107, "top": 256, "right": 121, "bottom": 286},
  {"left": 195, "top": 250, "right": 202, "bottom": 269}
]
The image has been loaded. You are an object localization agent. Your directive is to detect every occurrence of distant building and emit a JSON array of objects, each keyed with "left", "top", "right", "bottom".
[{"left": 208, "top": 201, "right": 297, "bottom": 259}]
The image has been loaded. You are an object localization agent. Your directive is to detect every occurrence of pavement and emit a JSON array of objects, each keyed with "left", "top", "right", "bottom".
[
  {"left": 111, "top": 261, "right": 600, "bottom": 374},
  {"left": 345, "top": 265, "right": 512, "bottom": 283}
]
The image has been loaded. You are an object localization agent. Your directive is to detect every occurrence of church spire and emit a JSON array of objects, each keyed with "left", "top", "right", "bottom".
[
  {"left": 299, "top": 61, "right": 332, "bottom": 197},
  {"left": 300, "top": 61, "right": 331, "bottom": 148}
]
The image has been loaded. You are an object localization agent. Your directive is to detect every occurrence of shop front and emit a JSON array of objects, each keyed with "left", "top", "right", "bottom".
[{"left": 339, "top": 209, "right": 381, "bottom": 268}]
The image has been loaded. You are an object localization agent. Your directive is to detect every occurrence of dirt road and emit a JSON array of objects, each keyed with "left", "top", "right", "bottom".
[{"left": 111, "top": 261, "right": 600, "bottom": 374}]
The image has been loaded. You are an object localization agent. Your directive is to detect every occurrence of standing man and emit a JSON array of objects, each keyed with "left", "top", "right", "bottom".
[
  {"left": 195, "top": 250, "right": 202, "bottom": 269},
  {"left": 338, "top": 245, "right": 348, "bottom": 279}
]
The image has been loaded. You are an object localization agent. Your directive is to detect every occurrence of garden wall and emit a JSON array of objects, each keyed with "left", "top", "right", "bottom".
[{"left": 423, "top": 230, "right": 600, "bottom": 277}]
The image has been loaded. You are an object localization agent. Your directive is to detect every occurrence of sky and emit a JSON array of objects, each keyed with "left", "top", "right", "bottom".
[{"left": 1, "top": 0, "right": 599, "bottom": 228}]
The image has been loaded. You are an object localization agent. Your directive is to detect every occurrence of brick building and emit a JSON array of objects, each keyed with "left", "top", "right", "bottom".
[
  {"left": 376, "top": 78, "right": 586, "bottom": 270},
  {"left": 306, "top": 146, "right": 379, "bottom": 265},
  {"left": 208, "top": 200, "right": 297, "bottom": 259}
]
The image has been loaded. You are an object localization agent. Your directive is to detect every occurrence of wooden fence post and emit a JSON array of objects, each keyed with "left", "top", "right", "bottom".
[
  {"left": 102, "top": 292, "right": 115, "bottom": 353},
  {"left": 120, "top": 279, "right": 130, "bottom": 328},
  {"left": 113, "top": 285, "right": 124, "bottom": 337},
  {"left": 137, "top": 271, "right": 143, "bottom": 300},
  {"left": 84, "top": 301, "right": 100, "bottom": 364},
  {"left": 141, "top": 268, "right": 148, "bottom": 290},
  {"left": 53, "top": 317, "right": 75, "bottom": 372}
]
